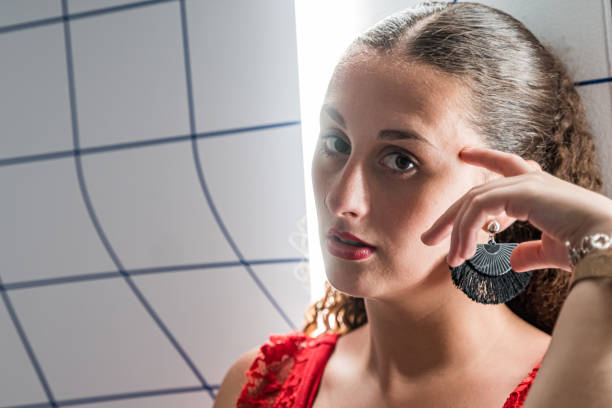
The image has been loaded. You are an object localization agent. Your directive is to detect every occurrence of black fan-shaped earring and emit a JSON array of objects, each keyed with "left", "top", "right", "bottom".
[{"left": 449, "top": 220, "right": 533, "bottom": 304}]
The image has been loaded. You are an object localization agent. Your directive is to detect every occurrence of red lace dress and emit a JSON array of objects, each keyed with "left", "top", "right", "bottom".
[{"left": 237, "top": 330, "right": 542, "bottom": 408}]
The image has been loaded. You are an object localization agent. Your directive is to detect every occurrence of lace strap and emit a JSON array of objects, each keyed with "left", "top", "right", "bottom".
[
  {"left": 237, "top": 331, "right": 307, "bottom": 407},
  {"left": 274, "top": 333, "right": 339, "bottom": 407},
  {"left": 502, "top": 363, "right": 542, "bottom": 407},
  {"left": 236, "top": 331, "right": 340, "bottom": 408}
]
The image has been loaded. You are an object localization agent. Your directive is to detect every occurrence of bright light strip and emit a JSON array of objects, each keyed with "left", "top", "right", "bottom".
[
  {"left": 294, "top": 1, "right": 373, "bottom": 302},
  {"left": 294, "top": 0, "right": 419, "bottom": 303}
]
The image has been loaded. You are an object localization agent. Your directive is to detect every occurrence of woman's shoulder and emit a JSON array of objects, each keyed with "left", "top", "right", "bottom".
[
  {"left": 221, "top": 330, "right": 339, "bottom": 407},
  {"left": 213, "top": 344, "right": 261, "bottom": 407},
  {"left": 242, "top": 329, "right": 340, "bottom": 369}
]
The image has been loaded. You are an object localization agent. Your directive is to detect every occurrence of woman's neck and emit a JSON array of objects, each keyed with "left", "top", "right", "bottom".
[{"left": 360, "top": 282, "right": 524, "bottom": 390}]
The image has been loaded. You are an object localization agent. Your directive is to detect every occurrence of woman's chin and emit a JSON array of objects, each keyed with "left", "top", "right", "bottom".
[
  {"left": 324, "top": 267, "right": 379, "bottom": 298},
  {"left": 323, "top": 259, "right": 437, "bottom": 300}
]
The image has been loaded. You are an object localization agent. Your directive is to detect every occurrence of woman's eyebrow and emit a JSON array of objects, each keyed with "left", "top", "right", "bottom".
[
  {"left": 321, "top": 104, "right": 346, "bottom": 128},
  {"left": 321, "top": 103, "right": 435, "bottom": 148},
  {"left": 378, "top": 129, "right": 434, "bottom": 147}
]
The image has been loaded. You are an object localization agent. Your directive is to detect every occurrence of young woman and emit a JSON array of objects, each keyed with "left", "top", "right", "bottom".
[{"left": 214, "top": 2, "right": 612, "bottom": 407}]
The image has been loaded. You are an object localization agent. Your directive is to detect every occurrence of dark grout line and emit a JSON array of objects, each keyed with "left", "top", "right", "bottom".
[
  {"left": 0, "top": 120, "right": 300, "bottom": 168},
  {"left": 1, "top": 257, "right": 308, "bottom": 291},
  {"left": 0, "top": 385, "right": 220, "bottom": 408},
  {"left": 59, "top": 0, "right": 217, "bottom": 399},
  {"left": 0, "top": 0, "right": 177, "bottom": 35},
  {"left": 66, "top": 0, "right": 177, "bottom": 21},
  {"left": 575, "top": 76, "right": 612, "bottom": 86},
  {"left": 0, "top": 274, "right": 58, "bottom": 407},
  {"left": 0, "top": 15, "right": 63, "bottom": 35},
  {"left": 178, "top": 0, "right": 297, "bottom": 334}
]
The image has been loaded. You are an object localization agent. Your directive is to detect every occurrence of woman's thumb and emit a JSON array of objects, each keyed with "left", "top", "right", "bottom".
[{"left": 510, "top": 236, "right": 572, "bottom": 273}]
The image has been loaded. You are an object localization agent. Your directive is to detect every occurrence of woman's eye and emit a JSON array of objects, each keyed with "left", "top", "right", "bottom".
[
  {"left": 318, "top": 134, "right": 417, "bottom": 176},
  {"left": 319, "top": 134, "right": 350, "bottom": 155},
  {"left": 381, "top": 152, "right": 417, "bottom": 174}
]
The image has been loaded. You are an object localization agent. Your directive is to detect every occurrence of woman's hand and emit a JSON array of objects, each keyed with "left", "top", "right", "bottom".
[{"left": 420, "top": 146, "right": 612, "bottom": 273}]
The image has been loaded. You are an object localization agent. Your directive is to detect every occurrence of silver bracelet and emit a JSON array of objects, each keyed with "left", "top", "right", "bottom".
[{"left": 565, "top": 232, "right": 612, "bottom": 269}]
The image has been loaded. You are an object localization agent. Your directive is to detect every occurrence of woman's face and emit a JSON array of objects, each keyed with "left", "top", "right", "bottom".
[{"left": 312, "top": 50, "right": 491, "bottom": 301}]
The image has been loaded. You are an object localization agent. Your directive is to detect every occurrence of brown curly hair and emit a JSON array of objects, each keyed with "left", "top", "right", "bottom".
[{"left": 303, "top": 1, "right": 604, "bottom": 337}]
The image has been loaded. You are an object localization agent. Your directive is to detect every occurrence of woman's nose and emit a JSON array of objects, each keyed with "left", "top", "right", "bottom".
[{"left": 324, "top": 162, "right": 369, "bottom": 219}]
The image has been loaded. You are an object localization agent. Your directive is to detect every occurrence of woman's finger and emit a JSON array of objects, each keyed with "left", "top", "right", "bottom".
[
  {"left": 447, "top": 183, "right": 533, "bottom": 266},
  {"left": 423, "top": 147, "right": 541, "bottom": 249},
  {"left": 422, "top": 147, "right": 535, "bottom": 246},
  {"left": 449, "top": 177, "right": 524, "bottom": 260},
  {"left": 459, "top": 147, "right": 538, "bottom": 177},
  {"left": 424, "top": 174, "right": 523, "bottom": 248},
  {"left": 510, "top": 233, "right": 573, "bottom": 273},
  {"left": 421, "top": 190, "right": 468, "bottom": 245}
]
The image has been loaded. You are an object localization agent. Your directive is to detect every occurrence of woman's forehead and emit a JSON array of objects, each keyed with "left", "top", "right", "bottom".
[
  {"left": 324, "top": 53, "right": 471, "bottom": 128},
  {"left": 321, "top": 52, "right": 484, "bottom": 156}
]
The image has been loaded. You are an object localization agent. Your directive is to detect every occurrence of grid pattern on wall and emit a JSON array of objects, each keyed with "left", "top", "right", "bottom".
[
  {"left": 0, "top": 0, "right": 309, "bottom": 407},
  {"left": 1, "top": 0, "right": 611, "bottom": 407}
]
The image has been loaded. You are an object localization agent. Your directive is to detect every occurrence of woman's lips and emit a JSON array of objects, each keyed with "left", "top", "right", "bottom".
[
  {"left": 327, "top": 228, "right": 375, "bottom": 247},
  {"left": 326, "top": 236, "right": 376, "bottom": 260}
]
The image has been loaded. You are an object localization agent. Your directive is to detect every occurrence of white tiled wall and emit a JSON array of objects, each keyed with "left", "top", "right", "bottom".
[
  {"left": 0, "top": 23, "right": 72, "bottom": 159},
  {"left": 186, "top": 0, "right": 302, "bottom": 132},
  {"left": 1, "top": 1, "right": 610, "bottom": 407},
  {"left": 0, "top": 1, "right": 308, "bottom": 407},
  {"left": 70, "top": 2, "right": 191, "bottom": 148},
  {"left": 0, "top": 1, "right": 61, "bottom": 27}
]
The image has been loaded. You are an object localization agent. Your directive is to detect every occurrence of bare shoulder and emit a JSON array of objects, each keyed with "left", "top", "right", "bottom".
[{"left": 212, "top": 346, "right": 260, "bottom": 408}]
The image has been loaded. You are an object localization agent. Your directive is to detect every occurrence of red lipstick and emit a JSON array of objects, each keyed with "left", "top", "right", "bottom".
[
  {"left": 326, "top": 228, "right": 376, "bottom": 260},
  {"left": 328, "top": 228, "right": 375, "bottom": 247}
]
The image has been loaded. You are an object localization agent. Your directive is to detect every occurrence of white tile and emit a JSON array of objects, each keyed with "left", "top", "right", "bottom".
[
  {"left": 0, "top": 24, "right": 72, "bottom": 160},
  {"left": 68, "top": 0, "right": 143, "bottom": 14},
  {"left": 70, "top": 390, "right": 213, "bottom": 408},
  {"left": 0, "top": 158, "right": 116, "bottom": 284},
  {"left": 8, "top": 278, "right": 201, "bottom": 400},
  {"left": 253, "top": 261, "right": 311, "bottom": 329},
  {"left": 69, "top": 1, "right": 189, "bottom": 148},
  {"left": 186, "top": 0, "right": 301, "bottom": 132},
  {"left": 577, "top": 82, "right": 612, "bottom": 197},
  {"left": 474, "top": 0, "right": 609, "bottom": 82},
  {"left": 80, "top": 141, "right": 236, "bottom": 269},
  {"left": 0, "top": 299, "right": 48, "bottom": 407},
  {"left": 0, "top": 0, "right": 61, "bottom": 27},
  {"left": 133, "top": 264, "right": 295, "bottom": 384},
  {"left": 196, "top": 125, "right": 307, "bottom": 260}
]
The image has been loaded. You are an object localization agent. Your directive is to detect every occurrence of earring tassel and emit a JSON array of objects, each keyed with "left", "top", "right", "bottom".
[{"left": 450, "top": 241, "right": 534, "bottom": 304}]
